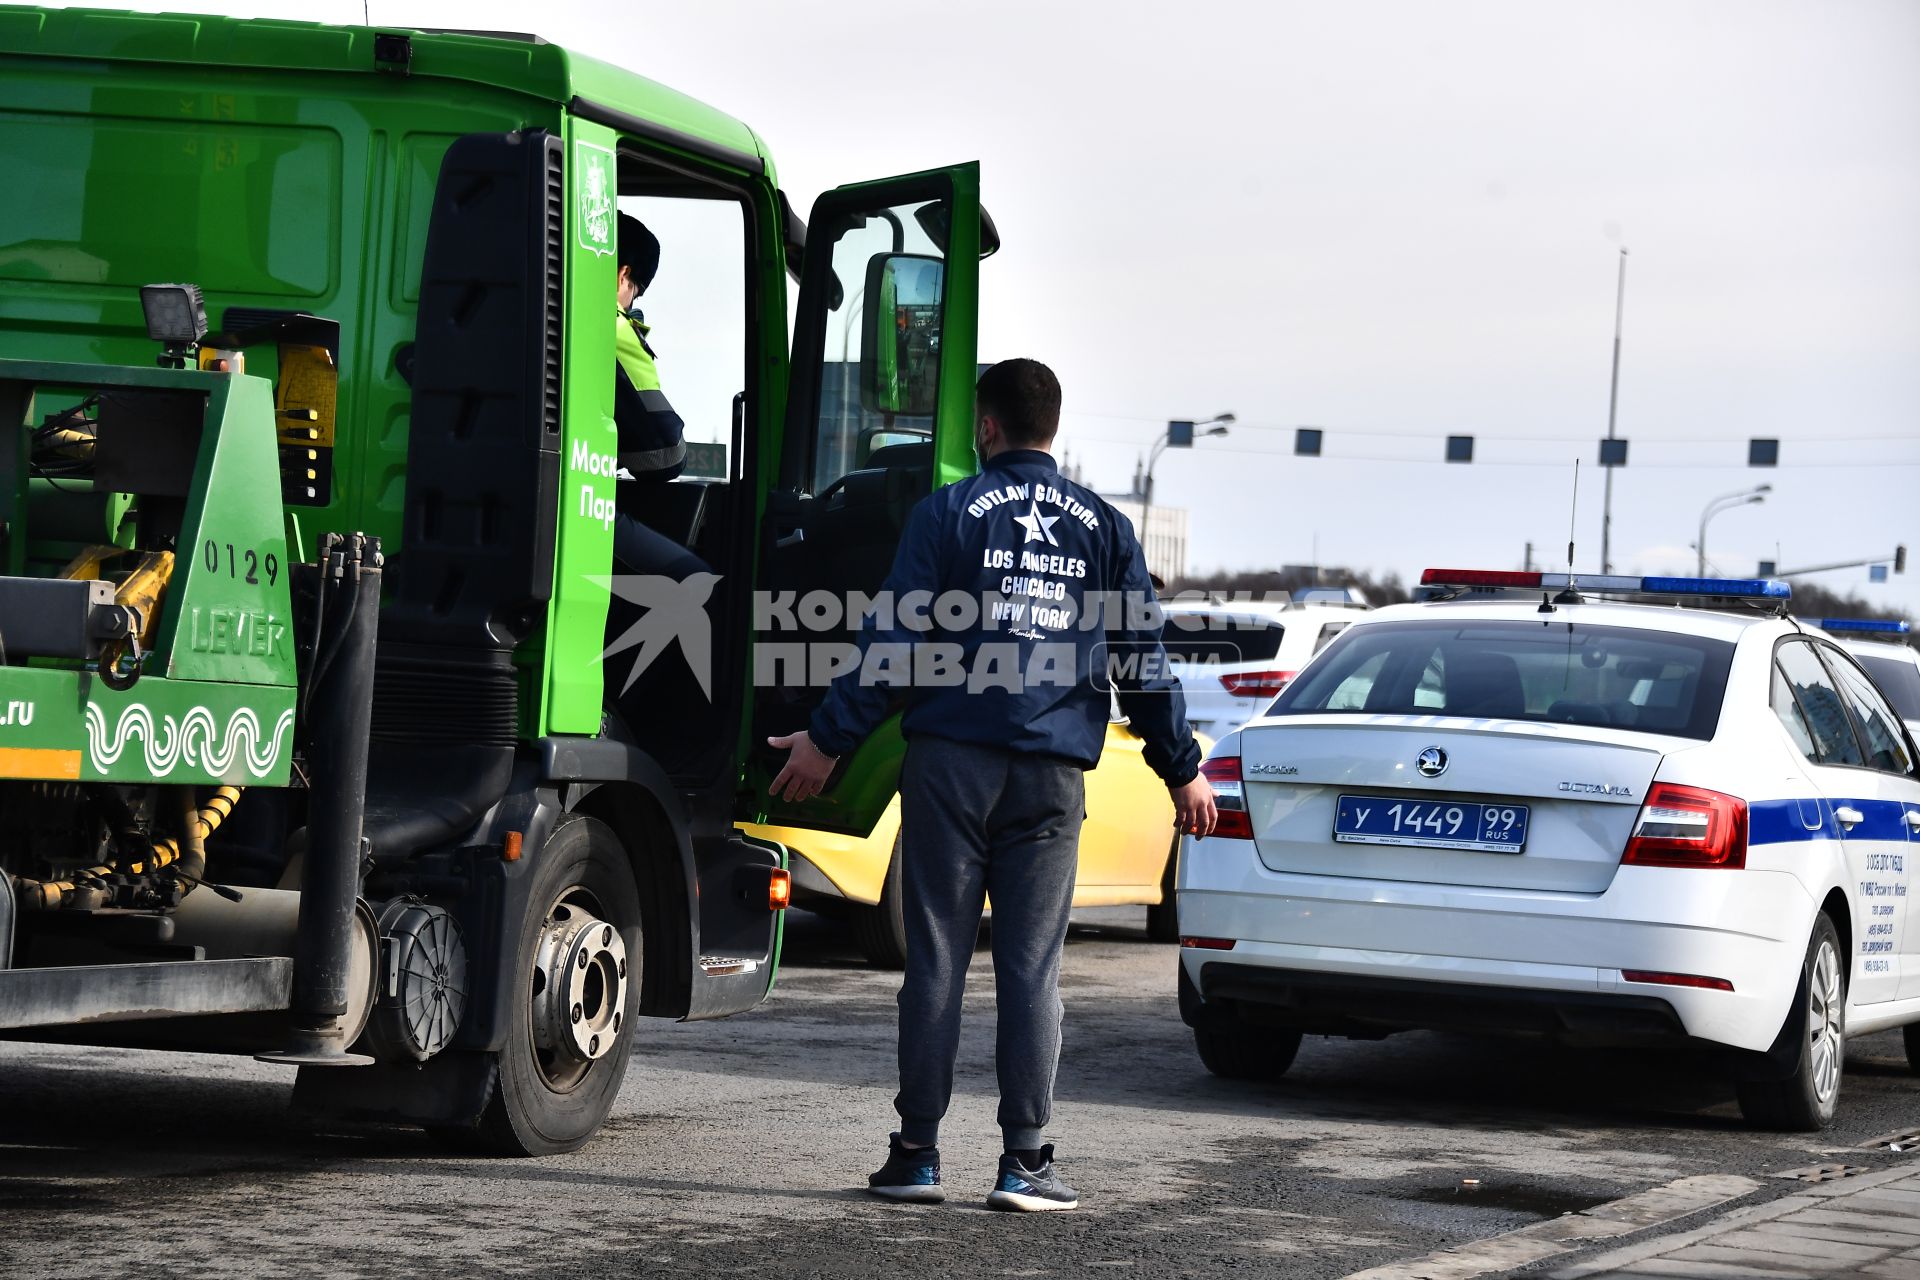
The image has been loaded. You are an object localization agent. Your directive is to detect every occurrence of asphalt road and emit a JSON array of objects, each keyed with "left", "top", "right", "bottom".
[{"left": 2, "top": 907, "right": 1917, "bottom": 1280}]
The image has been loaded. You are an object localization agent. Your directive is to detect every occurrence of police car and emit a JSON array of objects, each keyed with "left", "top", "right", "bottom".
[
  {"left": 1176, "top": 570, "right": 1920, "bottom": 1130},
  {"left": 1819, "top": 618, "right": 1920, "bottom": 742},
  {"left": 1163, "top": 598, "right": 1368, "bottom": 742}
]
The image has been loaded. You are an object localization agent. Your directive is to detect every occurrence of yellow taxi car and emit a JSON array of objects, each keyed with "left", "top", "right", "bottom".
[{"left": 741, "top": 719, "right": 1206, "bottom": 966}]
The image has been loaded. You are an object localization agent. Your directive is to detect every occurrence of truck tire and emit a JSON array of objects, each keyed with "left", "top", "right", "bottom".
[
  {"left": 1737, "top": 914, "right": 1845, "bottom": 1132},
  {"left": 474, "top": 815, "right": 641, "bottom": 1155},
  {"left": 1145, "top": 835, "right": 1180, "bottom": 944},
  {"left": 1194, "top": 1021, "right": 1301, "bottom": 1082},
  {"left": 850, "top": 833, "right": 908, "bottom": 969}
]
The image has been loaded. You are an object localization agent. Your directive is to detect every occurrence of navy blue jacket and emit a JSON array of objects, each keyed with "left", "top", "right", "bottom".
[{"left": 809, "top": 449, "right": 1202, "bottom": 786}]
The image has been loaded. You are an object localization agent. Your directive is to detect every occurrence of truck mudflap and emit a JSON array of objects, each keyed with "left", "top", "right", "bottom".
[{"left": 687, "top": 832, "right": 787, "bottom": 1020}]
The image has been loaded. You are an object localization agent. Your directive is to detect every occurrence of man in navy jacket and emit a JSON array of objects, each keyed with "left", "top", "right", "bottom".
[{"left": 769, "top": 359, "right": 1215, "bottom": 1212}]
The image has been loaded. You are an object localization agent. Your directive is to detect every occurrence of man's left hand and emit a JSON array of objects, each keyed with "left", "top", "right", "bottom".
[
  {"left": 768, "top": 730, "right": 836, "bottom": 802},
  {"left": 1170, "top": 775, "right": 1218, "bottom": 837}
]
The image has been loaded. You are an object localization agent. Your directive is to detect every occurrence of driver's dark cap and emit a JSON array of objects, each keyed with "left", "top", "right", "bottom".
[{"left": 618, "top": 214, "right": 660, "bottom": 294}]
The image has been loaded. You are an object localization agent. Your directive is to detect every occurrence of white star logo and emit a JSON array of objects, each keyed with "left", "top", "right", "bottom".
[{"left": 1012, "top": 500, "right": 1060, "bottom": 546}]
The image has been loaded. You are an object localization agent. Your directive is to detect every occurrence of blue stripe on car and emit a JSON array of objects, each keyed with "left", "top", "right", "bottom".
[{"left": 1748, "top": 797, "right": 1919, "bottom": 846}]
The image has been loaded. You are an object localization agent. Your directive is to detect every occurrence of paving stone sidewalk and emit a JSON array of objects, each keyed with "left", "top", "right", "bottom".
[{"left": 1551, "top": 1163, "right": 1920, "bottom": 1280}]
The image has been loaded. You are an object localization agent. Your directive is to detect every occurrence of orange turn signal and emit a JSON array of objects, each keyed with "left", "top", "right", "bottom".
[
  {"left": 502, "top": 830, "right": 523, "bottom": 862},
  {"left": 768, "top": 868, "right": 791, "bottom": 911}
]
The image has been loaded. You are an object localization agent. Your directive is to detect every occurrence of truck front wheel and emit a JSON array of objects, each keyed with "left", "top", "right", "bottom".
[{"left": 476, "top": 815, "right": 641, "bottom": 1155}]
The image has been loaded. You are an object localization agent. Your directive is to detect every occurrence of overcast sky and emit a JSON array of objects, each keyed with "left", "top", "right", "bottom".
[{"left": 66, "top": 0, "right": 1920, "bottom": 616}]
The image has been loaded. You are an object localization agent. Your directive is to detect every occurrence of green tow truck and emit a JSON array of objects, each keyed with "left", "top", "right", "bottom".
[{"left": 0, "top": 6, "right": 991, "bottom": 1153}]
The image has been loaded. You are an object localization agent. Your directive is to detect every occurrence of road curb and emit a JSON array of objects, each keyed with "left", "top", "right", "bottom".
[
  {"left": 1545, "top": 1160, "right": 1920, "bottom": 1279},
  {"left": 1341, "top": 1173, "right": 1762, "bottom": 1280}
]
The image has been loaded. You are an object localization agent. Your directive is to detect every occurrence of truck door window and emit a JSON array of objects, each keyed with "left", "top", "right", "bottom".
[
  {"left": 616, "top": 191, "right": 746, "bottom": 477},
  {"left": 804, "top": 200, "right": 946, "bottom": 495}
]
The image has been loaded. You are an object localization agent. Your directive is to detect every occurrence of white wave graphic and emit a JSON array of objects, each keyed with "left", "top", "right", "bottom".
[{"left": 86, "top": 703, "right": 294, "bottom": 779}]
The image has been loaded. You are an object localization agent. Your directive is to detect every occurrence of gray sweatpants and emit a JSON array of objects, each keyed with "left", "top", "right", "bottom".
[{"left": 894, "top": 734, "right": 1085, "bottom": 1151}]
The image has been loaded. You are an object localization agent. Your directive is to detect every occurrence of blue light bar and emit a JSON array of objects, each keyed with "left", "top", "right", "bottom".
[
  {"left": 1816, "top": 617, "right": 1912, "bottom": 634},
  {"left": 1419, "top": 569, "right": 1791, "bottom": 599},
  {"left": 1641, "top": 576, "right": 1792, "bottom": 599}
]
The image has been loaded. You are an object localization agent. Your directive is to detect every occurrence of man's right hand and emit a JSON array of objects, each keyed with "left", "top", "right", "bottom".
[
  {"left": 1170, "top": 774, "right": 1218, "bottom": 838},
  {"left": 767, "top": 730, "right": 837, "bottom": 802}
]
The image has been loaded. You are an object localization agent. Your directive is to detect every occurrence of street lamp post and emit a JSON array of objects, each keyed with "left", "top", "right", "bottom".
[
  {"left": 1696, "top": 483, "right": 1771, "bottom": 577},
  {"left": 1141, "top": 414, "right": 1233, "bottom": 579}
]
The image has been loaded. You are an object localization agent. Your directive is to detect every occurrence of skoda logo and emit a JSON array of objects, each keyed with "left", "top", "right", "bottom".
[{"left": 1416, "top": 747, "right": 1448, "bottom": 778}]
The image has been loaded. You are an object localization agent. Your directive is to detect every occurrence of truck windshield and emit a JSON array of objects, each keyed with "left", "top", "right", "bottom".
[{"left": 1268, "top": 619, "right": 1735, "bottom": 740}]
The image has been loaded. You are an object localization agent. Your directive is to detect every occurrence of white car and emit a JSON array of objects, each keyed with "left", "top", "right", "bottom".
[
  {"left": 1164, "top": 596, "right": 1368, "bottom": 741},
  {"left": 1177, "top": 569, "right": 1920, "bottom": 1131},
  {"left": 1820, "top": 619, "right": 1920, "bottom": 742}
]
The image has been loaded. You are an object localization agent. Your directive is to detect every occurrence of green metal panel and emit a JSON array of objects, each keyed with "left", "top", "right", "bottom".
[
  {"left": 932, "top": 163, "right": 982, "bottom": 488},
  {"left": 540, "top": 116, "right": 621, "bottom": 736},
  {"left": 0, "top": 6, "right": 765, "bottom": 175},
  {"left": 153, "top": 371, "right": 297, "bottom": 687},
  {"left": 0, "top": 665, "right": 295, "bottom": 786}
]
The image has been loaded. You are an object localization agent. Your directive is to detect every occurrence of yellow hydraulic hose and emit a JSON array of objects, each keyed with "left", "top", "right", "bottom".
[{"left": 12, "top": 786, "right": 242, "bottom": 910}]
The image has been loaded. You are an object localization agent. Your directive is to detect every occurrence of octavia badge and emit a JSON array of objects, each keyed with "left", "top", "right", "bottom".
[{"left": 1416, "top": 746, "right": 1448, "bottom": 778}]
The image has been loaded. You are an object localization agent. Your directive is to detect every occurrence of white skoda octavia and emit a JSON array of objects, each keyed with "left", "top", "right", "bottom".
[{"left": 1176, "top": 570, "right": 1920, "bottom": 1130}]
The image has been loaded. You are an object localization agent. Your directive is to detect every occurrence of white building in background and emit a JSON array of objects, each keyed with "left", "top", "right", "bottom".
[{"left": 1061, "top": 454, "right": 1190, "bottom": 584}]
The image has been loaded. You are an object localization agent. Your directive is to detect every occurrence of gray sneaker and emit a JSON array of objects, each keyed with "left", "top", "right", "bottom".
[
  {"left": 868, "top": 1133, "right": 944, "bottom": 1203},
  {"left": 985, "top": 1145, "right": 1079, "bottom": 1212}
]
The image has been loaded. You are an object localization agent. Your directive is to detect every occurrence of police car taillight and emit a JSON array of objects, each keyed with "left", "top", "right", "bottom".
[
  {"left": 1622, "top": 783, "right": 1747, "bottom": 869},
  {"left": 1200, "top": 756, "right": 1253, "bottom": 839},
  {"left": 1220, "top": 669, "right": 1296, "bottom": 698}
]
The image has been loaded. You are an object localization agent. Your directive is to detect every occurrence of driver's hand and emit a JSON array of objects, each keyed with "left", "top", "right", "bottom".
[{"left": 767, "top": 730, "right": 837, "bottom": 802}]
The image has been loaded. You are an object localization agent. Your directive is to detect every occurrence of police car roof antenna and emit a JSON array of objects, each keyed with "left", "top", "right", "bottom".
[{"left": 1544, "top": 459, "right": 1584, "bottom": 612}]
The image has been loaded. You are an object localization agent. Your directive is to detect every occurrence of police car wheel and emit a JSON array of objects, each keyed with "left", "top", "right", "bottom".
[
  {"left": 474, "top": 816, "right": 642, "bottom": 1155},
  {"left": 851, "top": 832, "right": 909, "bottom": 969},
  {"left": 1193, "top": 1022, "right": 1301, "bottom": 1081},
  {"left": 1737, "top": 914, "right": 1845, "bottom": 1132},
  {"left": 1145, "top": 835, "right": 1179, "bottom": 944}
]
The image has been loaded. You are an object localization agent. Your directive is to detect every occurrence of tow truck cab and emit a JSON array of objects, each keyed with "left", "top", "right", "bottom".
[{"left": 0, "top": 7, "right": 990, "bottom": 1152}]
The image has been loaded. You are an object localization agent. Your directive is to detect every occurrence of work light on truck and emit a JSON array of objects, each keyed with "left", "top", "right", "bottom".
[
  {"left": 139, "top": 282, "right": 208, "bottom": 368},
  {"left": 139, "top": 282, "right": 207, "bottom": 344}
]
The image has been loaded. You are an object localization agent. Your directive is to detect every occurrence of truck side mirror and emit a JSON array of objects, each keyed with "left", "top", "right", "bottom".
[{"left": 858, "top": 253, "right": 943, "bottom": 418}]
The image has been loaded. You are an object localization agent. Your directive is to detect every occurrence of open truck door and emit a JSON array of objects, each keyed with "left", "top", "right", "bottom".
[{"left": 748, "top": 163, "right": 993, "bottom": 835}]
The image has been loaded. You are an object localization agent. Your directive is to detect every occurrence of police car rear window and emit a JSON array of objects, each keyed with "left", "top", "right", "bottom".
[
  {"left": 1853, "top": 651, "right": 1920, "bottom": 722},
  {"left": 1268, "top": 620, "right": 1735, "bottom": 740},
  {"left": 1160, "top": 615, "right": 1285, "bottom": 665}
]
